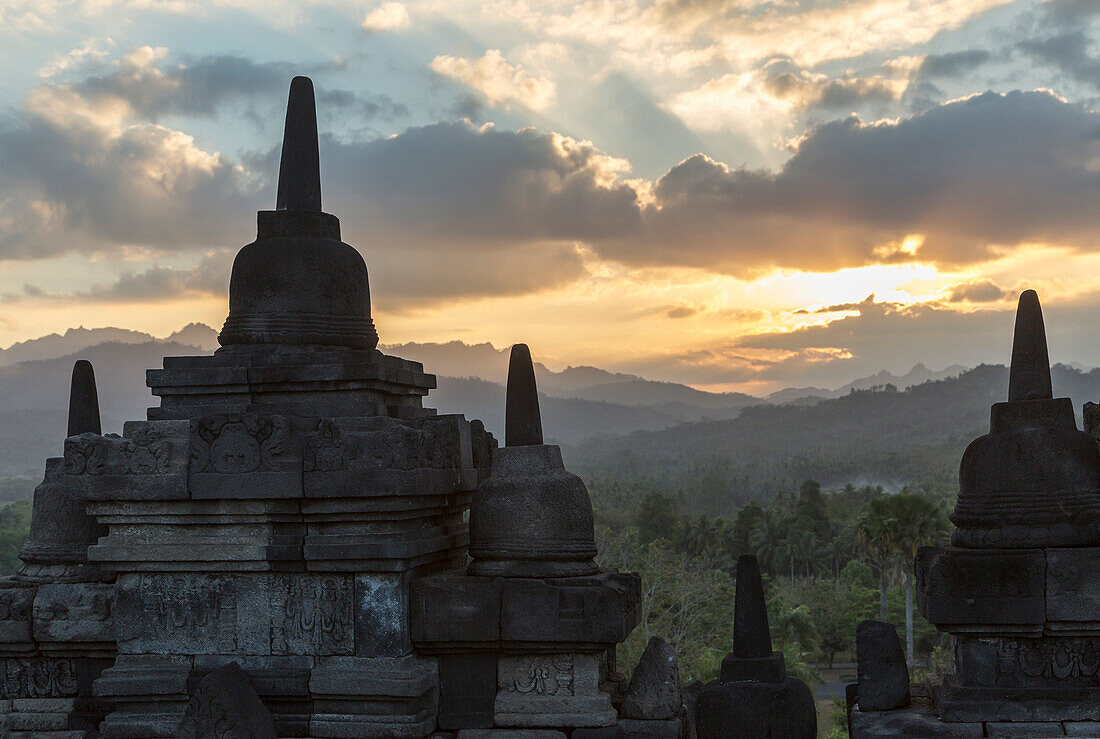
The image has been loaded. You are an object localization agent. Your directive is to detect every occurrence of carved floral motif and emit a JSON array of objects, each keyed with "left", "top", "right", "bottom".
[
  {"left": 0, "top": 657, "right": 78, "bottom": 698},
  {"left": 504, "top": 656, "right": 576, "bottom": 697},
  {"left": 190, "top": 414, "right": 288, "bottom": 474},
  {"left": 63, "top": 431, "right": 175, "bottom": 476}
]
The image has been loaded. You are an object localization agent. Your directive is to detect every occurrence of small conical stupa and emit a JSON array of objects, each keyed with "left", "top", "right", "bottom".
[
  {"left": 696, "top": 555, "right": 817, "bottom": 738},
  {"left": 218, "top": 76, "right": 378, "bottom": 351},
  {"left": 68, "top": 359, "right": 101, "bottom": 437},
  {"left": 18, "top": 360, "right": 108, "bottom": 581},
  {"left": 952, "top": 290, "right": 1100, "bottom": 547},
  {"left": 467, "top": 343, "right": 598, "bottom": 577}
]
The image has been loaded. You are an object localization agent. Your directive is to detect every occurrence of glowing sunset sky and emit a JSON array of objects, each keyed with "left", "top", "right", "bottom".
[{"left": 1, "top": 0, "right": 1100, "bottom": 392}]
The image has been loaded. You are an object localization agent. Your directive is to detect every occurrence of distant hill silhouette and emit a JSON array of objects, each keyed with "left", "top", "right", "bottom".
[{"left": 567, "top": 363, "right": 1100, "bottom": 515}]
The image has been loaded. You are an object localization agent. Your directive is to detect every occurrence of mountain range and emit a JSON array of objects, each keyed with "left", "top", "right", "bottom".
[{"left": 0, "top": 327, "right": 1064, "bottom": 511}]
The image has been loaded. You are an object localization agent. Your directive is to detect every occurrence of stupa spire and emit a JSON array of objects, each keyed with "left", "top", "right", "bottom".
[
  {"left": 732, "top": 554, "right": 773, "bottom": 658},
  {"left": 505, "top": 343, "right": 543, "bottom": 447},
  {"left": 275, "top": 76, "right": 322, "bottom": 212},
  {"left": 1007, "top": 289, "right": 1053, "bottom": 402},
  {"left": 67, "top": 360, "right": 100, "bottom": 437}
]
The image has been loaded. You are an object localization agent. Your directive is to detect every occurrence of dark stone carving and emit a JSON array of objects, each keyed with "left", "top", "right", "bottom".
[
  {"left": 696, "top": 555, "right": 816, "bottom": 739},
  {"left": 951, "top": 291, "right": 1100, "bottom": 548},
  {"left": 68, "top": 359, "right": 101, "bottom": 437},
  {"left": 856, "top": 620, "right": 909, "bottom": 710},
  {"left": 621, "top": 636, "right": 681, "bottom": 720},
  {"left": 176, "top": 661, "right": 277, "bottom": 739},
  {"left": 506, "top": 343, "right": 542, "bottom": 447},
  {"left": 916, "top": 546, "right": 1045, "bottom": 627},
  {"left": 190, "top": 414, "right": 288, "bottom": 474},
  {"left": 218, "top": 76, "right": 378, "bottom": 350},
  {"left": 469, "top": 343, "right": 598, "bottom": 577},
  {"left": 0, "top": 657, "right": 79, "bottom": 698}
]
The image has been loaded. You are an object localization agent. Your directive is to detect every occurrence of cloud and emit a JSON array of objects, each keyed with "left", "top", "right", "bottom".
[
  {"left": 430, "top": 50, "right": 556, "bottom": 111},
  {"left": 946, "top": 279, "right": 1008, "bottom": 303},
  {"left": 1020, "top": 32, "right": 1100, "bottom": 91},
  {"left": 665, "top": 304, "right": 697, "bottom": 319},
  {"left": 918, "top": 49, "right": 992, "bottom": 78},
  {"left": 362, "top": 2, "right": 410, "bottom": 31},
  {"left": 600, "top": 90, "right": 1100, "bottom": 277}
]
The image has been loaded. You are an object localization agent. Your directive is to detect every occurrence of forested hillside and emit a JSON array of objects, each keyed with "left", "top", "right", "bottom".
[{"left": 570, "top": 363, "right": 1100, "bottom": 516}]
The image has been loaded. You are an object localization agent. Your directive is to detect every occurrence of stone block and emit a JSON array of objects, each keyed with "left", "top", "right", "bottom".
[
  {"left": 355, "top": 573, "right": 411, "bottom": 658},
  {"left": 33, "top": 582, "right": 115, "bottom": 651},
  {"left": 189, "top": 414, "right": 302, "bottom": 499},
  {"left": 177, "top": 662, "right": 277, "bottom": 739},
  {"left": 494, "top": 653, "right": 616, "bottom": 728},
  {"left": 0, "top": 586, "right": 35, "bottom": 649},
  {"left": 955, "top": 635, "right": 1100, "bottom": 689},
  {"left": 66, "top": 422, "right": 190, "bottom": 501},
  {"left": 695, "top": 677, "right": 816, "bottom": 739},
  {"left": 437, "top": 654, "right": 496, "bottom": 729},
  {"left": 456, "top": 732, "right": 565, "bottom": 738},
  {"left": 917, "top": 546, "right": 1045, "bottom": 630},
  {"left": 848, "top": 707, "right": 984, "bottom": 738},
  {"left": 618, "top": 718, "right": 681, "bottom": 737},
  {"left": 621, "top": 636, "right": 681, "bottom": 720},
  {"left": 1066, "top": 722, "right": 1100, "bottom": 736},
  {"left": 573, "top": 727, "right": 625, "bottom": 738},
  {"left": 985, "top": 722, "right": 1067, "bottom": 737},
  {"left": 940, "top": 685, "right": 1100, "bottom": 722},
  {"left": 114, "top": 573, "right": 354, "bottom": 656},
  {"left": 1048, "top": 548, "right": 1100, "bottom": 628},
  {"left": 410, "top": 574, "right": 503, "bottom": 648},
  {"left": 309, "top": 655, "right": 438, "bottom": 738},
  {"left": 500, "top": 573, "right": 641, "bottom": 647},
  {"left": 855, "top": 620, "right": 909, "bottom": 710},
  {"left": 94, "top": 654, "right": 192, "bottom": 738}
]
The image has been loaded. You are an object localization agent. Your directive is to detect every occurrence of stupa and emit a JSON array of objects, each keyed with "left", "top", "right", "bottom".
[
  {"left": 75, "top": 77, "right": 492, "bottom": 737},
  {"left": 0, "top": 360, "right": 115, "bottom": 735},
  {"left": 852, "top": 290, "right": 1100, "bottom": 736},
  {"left": 411, "top": 343, "right": 642, "bottom": 733}
]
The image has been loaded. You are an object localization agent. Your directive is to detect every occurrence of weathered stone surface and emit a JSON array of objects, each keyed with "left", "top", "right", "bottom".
[
  {"left": 695, "top": 678, "right": 816, "bottom": 739},
  {"left": 722, "top": 555, "right": 785, "bottom": 683},
  {"left": 621, "top": 636, "right": 681, "bottom": 720},
  {"left": 67, "top": 421, "right": 190, "bottom": 501},
  {"left": 499, "top": 573, "right": 641, "bottom": 646},
  {"left": 618, "top": 718, "right": 681, "bottom": 738},
  {"left": 1047, "top": 548, "right": 1100, "bottom": 628},
  {"left": 573, "top": 726, "right": 625, "bottom": 738},
  {"left": 275, "top": 76, "right": 322, "bottom": 213},
  {"left": 985, "top": 722, "right": 1068, "bottom": 737},
  {"left": 114, "top": 573, "right": 354, "bottom": 656},
  {"left": 410, "top": 574, "right": 503, "bottom": 647},
  {"left": 848, "top": 706, "right": 983, "bottom": 738},
  {"left": 19, "top": 457, "right": 107, "bottom": 574},
  {"left": 955, "top": 635, "right": 1100, "bottom": 689},
  {"left": 68, "top": 360, "right": 101, "bottom": 437},
  {"left": 176, "top": 661, "right": 276, "bottom": 738},
  {"left": 505, "top": 344, "right": 542, "bottom": 447},
  {"left": 951, "top": 291, "right": 1100, "bottom": 548},
  {"left": 494, "top": 653, "right": 616, "bottom": 728},
  {"left": 456, "top": 731, "right": 565, "bottom": 738},
  {"left": 188, "top": 414, "right": 300, "bottom": 499},
  {"left": 309, "top": 656, "right": 438, "bottom": 738},
  {"left": 469, "top": 444, "right": 598, "bottom": 578},
  {"left": 1066, "top": 722, "right": 1100, "bottom": 736},
  {"left": 917, "top": 546, "right": 1045, "bottom": 629},
  {"left": 33, "top": 582, "right": 115, "bottom": 651},
  {"left": 939, "top": 684, "right": 1100, "bottom": 722},
  {"left": 856, "top": 620, "right": 909, "bottom": 711},
  {"left": 0, "top": 586, "right": 35, "bottom": 648},
  {"left": 437, "top": 654, "right": 495, "bottom": 729}
]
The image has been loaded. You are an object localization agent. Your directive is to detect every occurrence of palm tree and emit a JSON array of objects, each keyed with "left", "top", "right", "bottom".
[
  {"left": 887, "top": 495, "right": 950, "bottom": 665},
  {"left": 856, "top": 500, "right": 896, "bottom": 621},
  {"left": 751, "top": 511, "right": 786, "bottom": 577}
]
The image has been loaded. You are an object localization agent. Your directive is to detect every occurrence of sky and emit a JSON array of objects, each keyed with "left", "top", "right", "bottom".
[{"left": 1, "top": 0, "right": 1100, "bottom": 394}]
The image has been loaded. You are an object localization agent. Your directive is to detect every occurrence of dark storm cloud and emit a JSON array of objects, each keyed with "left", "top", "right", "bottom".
[
  {"left": 918, "top": 50, "right": 992, "bottom": 79},
  {"left": 68, "top": 52, "right": 407, "bottom": 123},
  {"left": 600, "top": 90, "right": 1100, "bottom": 276},
  {"left": 1020, "top": 32, "right": 1100, "bottom": 90}
]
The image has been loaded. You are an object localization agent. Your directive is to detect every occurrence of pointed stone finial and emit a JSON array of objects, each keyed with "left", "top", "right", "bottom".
[
  {"left": 733, "top": 554, "right": 772, "bottom": 658},
  {"left": 275, "top": 76, "right": 322, "bottom": 212},
  {"left": 505, "top": 343, "right": 543, "bottom": 447},
  {"left": 1008, "top": 290, "right": 1052, "bottom": 402},
  {"left": 67, "top": 360, "right": 100, "bottom": 437}
]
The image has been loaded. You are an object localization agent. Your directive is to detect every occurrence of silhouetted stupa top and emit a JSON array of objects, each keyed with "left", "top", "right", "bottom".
[
  {"left": 67, "top": 360, "right": 100, "bottom": 437},
  {"left": 1007, "top": 289, "right": 1052, "bottom": 402},
  {"left": 218, "top": 76, "right": 379, "bottom": 351},
  {"left": 505, "top": 344, "right": 543, "bottom": 447},
  {"left": 732, "top": 555, "right": 772, "bottom": 659}
]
